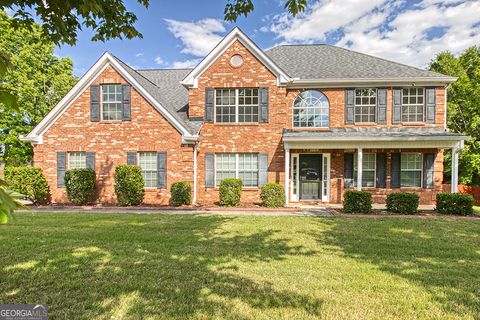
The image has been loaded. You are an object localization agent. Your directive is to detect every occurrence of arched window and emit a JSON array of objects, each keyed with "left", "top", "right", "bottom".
[{"left": 293, "top": 90, "right": 329, "bottom": 128}]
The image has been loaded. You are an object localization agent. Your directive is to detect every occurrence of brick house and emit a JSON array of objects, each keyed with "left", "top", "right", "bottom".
[{"left": 22, "top": 28, "right": 467, "bottom": 205}]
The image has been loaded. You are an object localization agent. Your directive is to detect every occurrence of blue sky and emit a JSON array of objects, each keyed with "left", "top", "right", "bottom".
[{"left": 47, "top": 0, "right": 480, "bottom": 76}]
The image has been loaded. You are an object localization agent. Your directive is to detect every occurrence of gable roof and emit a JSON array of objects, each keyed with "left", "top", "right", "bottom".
[
  {"left": 181, "top": 27, "right": 291, "bottom": 88},
  {"left": 266, "top": 45, "right": 456, "bottom": 85}
]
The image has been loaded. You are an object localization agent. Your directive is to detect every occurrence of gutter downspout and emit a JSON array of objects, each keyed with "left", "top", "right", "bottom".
[{"left": 193, "top": 141, "right": 198, "bottom": 205}]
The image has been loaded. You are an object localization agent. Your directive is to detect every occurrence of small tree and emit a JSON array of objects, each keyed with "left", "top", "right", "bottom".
[{"left": 114, "top": 165, "right": 145, "bottom": 206}]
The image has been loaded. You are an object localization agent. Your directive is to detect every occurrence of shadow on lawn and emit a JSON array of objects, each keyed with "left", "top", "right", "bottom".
[
  {"left": 0, "top": 214, "right": 321, "bottom": 319},
  {"left": 315, "top": 217, "right": 480, "bottom": 317}
]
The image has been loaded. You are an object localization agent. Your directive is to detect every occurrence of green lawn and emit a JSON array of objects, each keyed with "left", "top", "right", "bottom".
[{"left": 1, "top": 213, "right": 479, "bottom": 319}]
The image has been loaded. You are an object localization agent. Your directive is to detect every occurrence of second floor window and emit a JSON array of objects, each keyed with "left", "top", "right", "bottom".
[
  {"left": 102, "top": 84, "right": 123, "bottom": 121},
  {"left": 355, "top": 89, "right": 376, "bottom": 123},
  {"left": 293, "top": 90, "right": 329, "bottom": 128},
  {"left": 215, "top": 88, "right": 259, "bottom": 123},
  {"left": 402, "top": 88, "right": 424, "bottom": 122}
]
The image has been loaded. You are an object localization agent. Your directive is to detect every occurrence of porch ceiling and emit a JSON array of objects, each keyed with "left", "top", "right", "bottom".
[{"left": 283, "top": 127, "right": 468, "bottom": 149}]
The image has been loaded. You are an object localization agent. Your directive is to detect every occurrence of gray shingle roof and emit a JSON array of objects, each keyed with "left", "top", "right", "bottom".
[
  {"left": 266, "top": 45, "right": 452, "bottom": 80},
  {"left": 111, "top": 55, "right": 199, "bottom": 135},
  {"left": 283, "top": 127, "right": 466, "bottom": 140}
]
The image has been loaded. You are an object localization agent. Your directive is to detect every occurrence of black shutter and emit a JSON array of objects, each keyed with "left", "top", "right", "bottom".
[
  {"left": 391, "top": 153, "right": 401, "bottom": 188},
  {"left": 57, "top": 152, "right": 66, "bottom": 188},
  {"left": 122, "top": 84, "right": 131, "bottom": 121},
  {"left": 205, "top": 88, "right": 214, "bottom": 122},
  {"left": 127, "top": 152, "right": 137, "bottom": 165},
  {"left": 260, "top": 87, "right": 269, "bottom": 123},
  {"left": 157, "top": 152, "right": 167, "bottom": 189},
  {"left": 376, "top": 153, "right": 387, "bottom": 188},
  {"left": 345, "top": 89, "right": 355, "bottom": 124},
  {"left": 392, "top": 88, "right": 402, "bottom": 124},
  {"left": 258, "top": 153, "right": 268, "bottom": 186},
  {"left": 423, "top": 153, "right": 435, "bottom": 189},
  {"left": 344, "top": 153, "right": 354, "bottom": 188},
  {"left": 86, "top": 152, "right": 95, "bottom": 170},
  {"left": 205, "top": 153, "right": 215, "bottom": 188},
  {"left": 90, "top": 84, "right": 100, "bottom": 122},
  {"left": 377, "top": 88, "right": 387, "bottom": 124},
  {"left": 425, "top": 88, "right": 436, "bottom": 123}
]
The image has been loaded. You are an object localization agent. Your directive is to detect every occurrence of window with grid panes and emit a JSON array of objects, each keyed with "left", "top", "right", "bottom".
[
  {"left": 354, "top": 89, "right": 376, "bottom": 123},
  {"left": 400, "top": 153, "right": 422, "bottom": 187},
  {"left": 68, "top": 152, "right": 86, "bottom": 169},
  {"left": 102, "top": 84, "right": 123, "bottom": 120},
  {"left": 215, "top": 154, "right": 236, "bottom": 186},
  {"left": 353, "top": 153, "right": 376, "bottom": 187},
  {"left": 215, "top": 153, "right": 259, "bottom": 187},
  {"left": 139, "top": 152, "right": 157, "bottom": 188},
  {"left": 401, "top": 88, "right": 424, "bottom": 122},
  {"left": 238, "top": 89, "right": 259, "bottom": 122},
  {"left": 215, "top": 88, "right": 259, "bottom": 123}
]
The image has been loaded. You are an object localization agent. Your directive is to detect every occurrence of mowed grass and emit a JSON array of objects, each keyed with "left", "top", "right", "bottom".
[{"left": 1, "top": 213, "right": 479, "bottom": 319}]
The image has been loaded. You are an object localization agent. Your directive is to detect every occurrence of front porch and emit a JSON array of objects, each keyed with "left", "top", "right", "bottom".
[{"left": 283, "top": 127, "right": 468, "bottom": 205}]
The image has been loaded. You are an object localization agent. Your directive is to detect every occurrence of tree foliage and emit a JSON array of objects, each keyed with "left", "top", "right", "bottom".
[
  {"left": 224, "top": 0, "right": 307, "bottom": 22},
  {"left": 429, "top": 47, "right": 480, "bottom": 185},
  {"left": 0, "top": 11, "right": 77, "bottom": 165}
]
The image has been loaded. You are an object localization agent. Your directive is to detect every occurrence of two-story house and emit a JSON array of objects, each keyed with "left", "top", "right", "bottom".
[{"left": 22, "top": 28, "right": 467, "bottom": 205}]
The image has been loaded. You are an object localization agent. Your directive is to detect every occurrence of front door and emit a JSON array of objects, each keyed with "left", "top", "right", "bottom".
[{"left": 299, "top": 154, "right": 322, "bottom": 200}]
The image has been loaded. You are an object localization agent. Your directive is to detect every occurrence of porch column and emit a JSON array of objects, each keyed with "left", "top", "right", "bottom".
[
  {"left": 451, "top": 146, "right": 459, "bottom": 193},
  {"left": 357, "top": 147, "right": 363, "bottom": 191},
  {"left": 285, "top": 148, "right": 290, "bottom": 204}
]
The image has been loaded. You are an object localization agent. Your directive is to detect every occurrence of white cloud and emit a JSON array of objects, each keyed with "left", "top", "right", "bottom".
[
  {"left": 165, "top": 18, "right": 226, "bottom": 57},
  {"left": 171, "top": 59, "right": 201, "bottom": 69},
  {"left": 135, "top": 53, "right": 144, "bottom": 58},
  {"left": 265, "top": 0, "right": 480, "bottom": 67},
  {"left": 154, "top": 56, "right": 165, "bottom": 65}
]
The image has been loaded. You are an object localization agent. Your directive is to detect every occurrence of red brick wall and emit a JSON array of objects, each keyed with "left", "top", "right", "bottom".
[{"left": 33, "top": 66, "right": 193, "bottom": 204}]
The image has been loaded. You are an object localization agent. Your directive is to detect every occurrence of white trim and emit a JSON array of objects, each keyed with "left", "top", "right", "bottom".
[
  {"left": 322, "top": 153, "right": 331, "bottom": 202},
  {"left": 284, "top": 139, "right": 463, "bottom": 150},
  {"left": 285, "top": 148, "right": 290, "bottom": 204},
  {"left": 290, "top": 153, "right": 299, "bottom": 202},
  {"left": 181, "top": 27, "right": 291, "bottom": 88},
  {"left": 283, "top": 135, "right": 466, "bottom": 142},
  {"left": 357, "top": 148, "right": 363, "bottom": 191},
  {"left": 292, "top": 90, "right": 330, "bottom": 129},
  {"left": 22, "top": 52, "right": 196, "bottom": 144},
  {"left": 287, "top": 77, "right": 457, "bottom": 88}
]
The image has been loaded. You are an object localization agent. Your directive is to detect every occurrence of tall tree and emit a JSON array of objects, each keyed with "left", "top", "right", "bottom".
[
  {"left": 0, "top": 10, "right": 77, "bottom": 165},
  {"left": 429, "top": 46, "right": 480, "bottom": 185}
]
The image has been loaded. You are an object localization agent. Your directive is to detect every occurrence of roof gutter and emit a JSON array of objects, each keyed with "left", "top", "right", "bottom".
[
  {"left": 282, "top": 135, "right": 469, "bottom": 142},
  {"left": 287, "top": 76, "right": 458, "bottom": 88}
]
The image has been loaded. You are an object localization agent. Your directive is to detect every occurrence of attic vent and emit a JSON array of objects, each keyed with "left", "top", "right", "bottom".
[{"left": 230, "top": 54, "right": 244, "bottom": 67}]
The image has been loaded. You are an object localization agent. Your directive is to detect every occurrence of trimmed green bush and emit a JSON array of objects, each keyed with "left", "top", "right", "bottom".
[
  {"left": 260, "top": 183, "right": 286, "bottom": 208},
  {"left": 4, "top": 166, "right": 49, "bottom": 204},
  {"left": 343, "top": 190, "right": 372, "bottom": 213},
  {"left": 64, "top": 168, "right": 96, "bottom": 205},
  {"left": 171, "top": 181, "right": 192, "bottom": 206},
  {"left": 386, "top": 192, "right": 419, "bottom": 214},
  {"left": 436, "top": 192, "right": 474, "bottom": 216},
  {"left": 114, "top": 165, "right": 145, "bottom": 206},
  {"left": 219, "top": 178, "right": 242, "bottom": 207}
]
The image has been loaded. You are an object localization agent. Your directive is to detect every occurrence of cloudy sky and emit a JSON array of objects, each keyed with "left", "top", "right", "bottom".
[{"left": 49, "top": 0, "right": 480, "bottom": 75}]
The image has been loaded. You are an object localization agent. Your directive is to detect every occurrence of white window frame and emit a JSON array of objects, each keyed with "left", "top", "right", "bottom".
[
  {"left": 101, "top": 84, "right": 123, "bottom": 121},
  {"left": 138, "top": 152, "right": 158, "bottom": 188},
  {"left": 68, "top": 152, "right": 87, "bottom": 169},
  {"left": 400, "top": 152, "right": 423, "bottom": 188},
  {"left": 292, "top": 90, "right": 330, "bottom": 128},
  {"left": 214, "top": 153, "right": 259, "bottom": 188},
  {"left": 214, "top": 88, "right": 259, "bottom": 124},
  {"left": 353, "top": 153, "right": 376, "bottom": 188},
  {"left": 401, "top": 88, "right": 425, "bottom": 123},
  {"left": 354, "top": 88, "right": 377, "bottom": 123}
]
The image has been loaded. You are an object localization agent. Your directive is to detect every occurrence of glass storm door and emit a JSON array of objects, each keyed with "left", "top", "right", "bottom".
[{"left": 299, "top": 154, "right": 322, "bottom": 200}]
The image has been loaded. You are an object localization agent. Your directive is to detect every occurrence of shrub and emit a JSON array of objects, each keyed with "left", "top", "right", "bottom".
[
  {"left": 171, "top": 181, "right": 192, "bottom": 206},
  {"left": 219, "top": 178, "right": 242, "bottom": 207},
  {"left": 64, "top": 168, "right": 96, "bottom": 205},
  {"left": 436, "top": 192, "right": 474, "bottom": 216},
  {"left": 260, "top": 183, "right": 286, "bottom": 208},
  {"left": 386, "top": 192, "right": 419, "bottom": 214},
  {"left": 114, "top": 165, "right": 145, "bottom": 206},
  {"left": 4, "top": 166, "right": 49, "bottom": 204},
  {"left": 343, "top": 190, "right": 372, "bottom": 213}
]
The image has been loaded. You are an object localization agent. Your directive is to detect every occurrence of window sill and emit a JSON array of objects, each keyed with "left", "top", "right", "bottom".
[
  {"left": 400, "top": 122, "right": 426, "bottom": 126},
  {"left": 213, "top": 123, "right": 260, "bottom": 126}
]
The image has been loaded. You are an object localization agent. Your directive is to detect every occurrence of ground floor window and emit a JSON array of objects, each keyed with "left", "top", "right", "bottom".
[
  {"left": 401, "top": 153, "right": 422, "bottom": 188},
  {"left": 138, "top": 152, "right": 158, "bottom": 188},
  {"left": 353, "top": 153, "right": 376, "bottom": 187},
  {"left": 215, "top": 153, "right": 259, "bottom": 187},
  {"left": 68, "top": 152, "right": 86, "bottom": 169}
]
